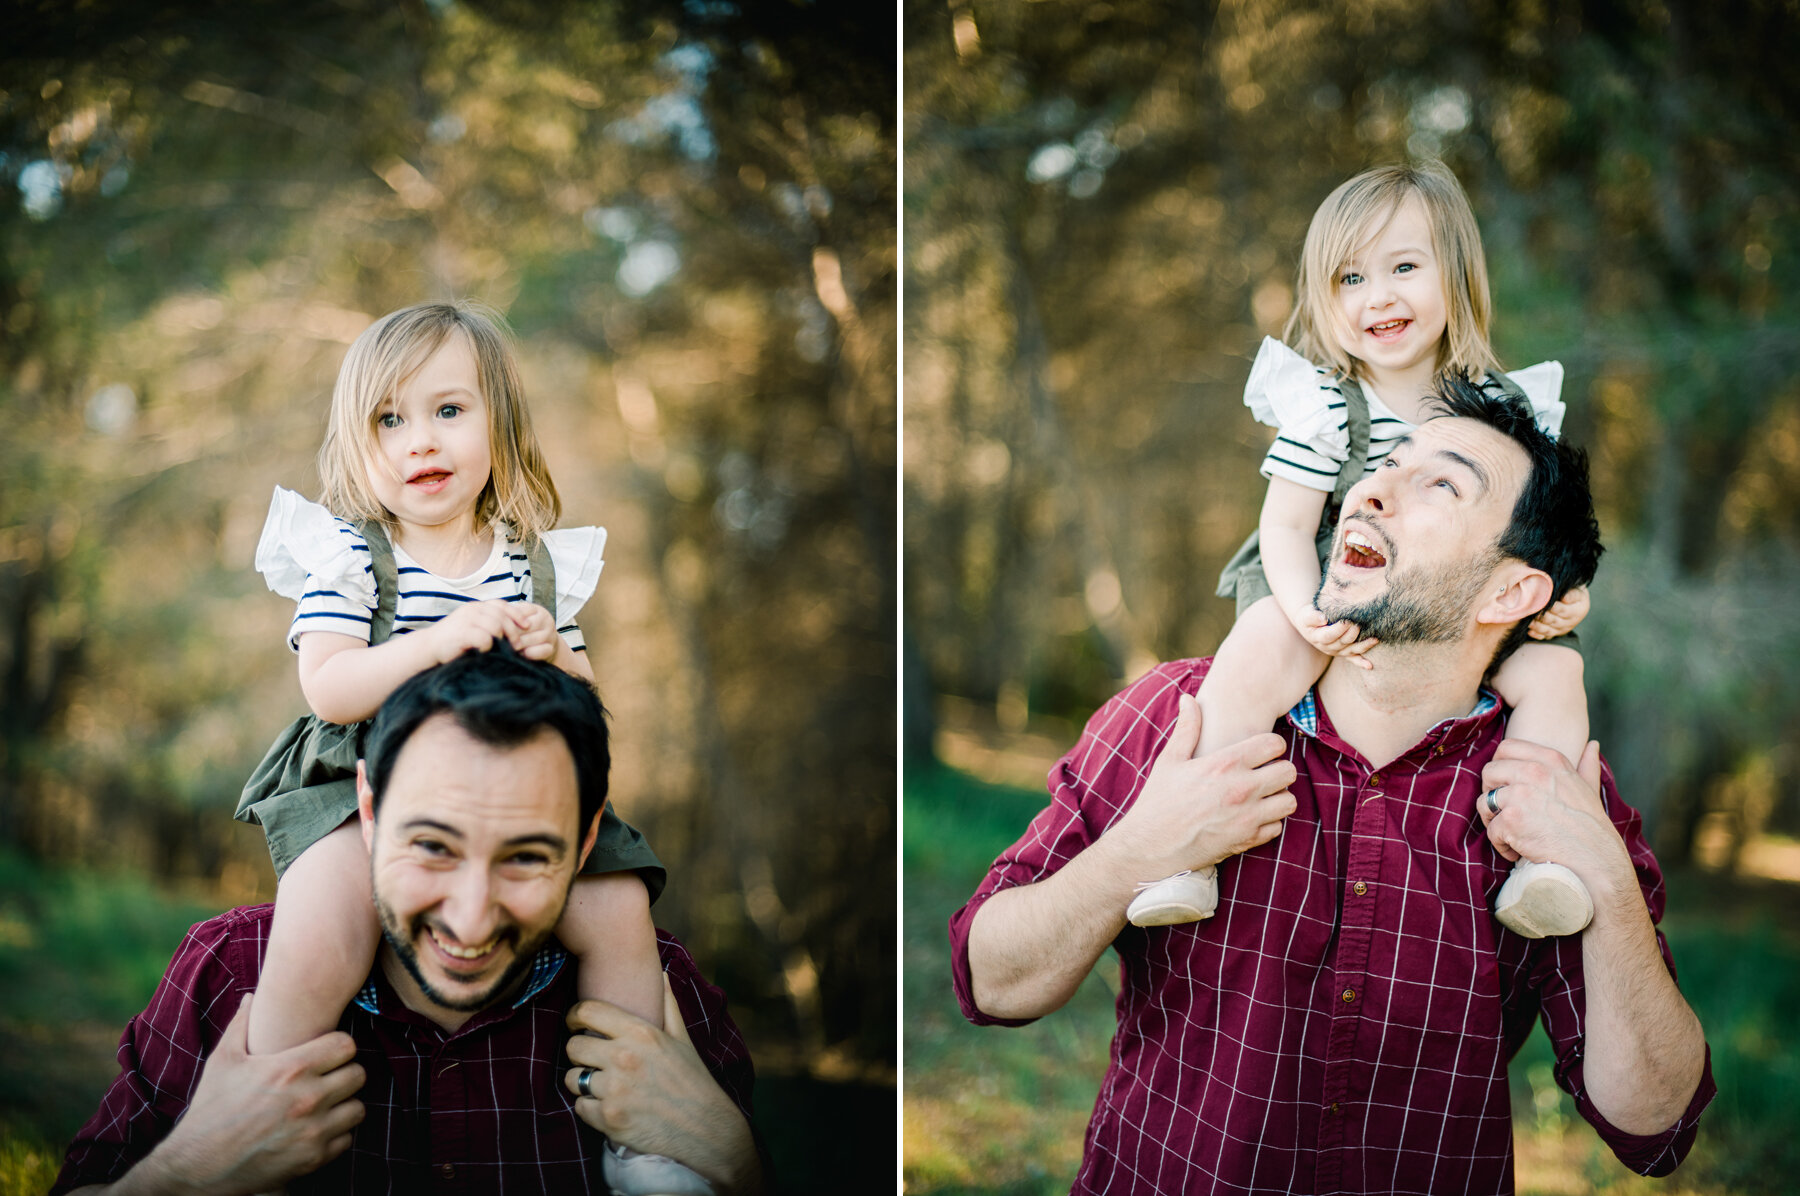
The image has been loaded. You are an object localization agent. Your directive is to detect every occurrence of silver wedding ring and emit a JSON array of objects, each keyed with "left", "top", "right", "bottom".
[
  {"left": 1484, "top": 788, "right": 1502, "bottom": 816},
  {"left": 577, "top": 1067, "right": 596, "bottom": 1099}
]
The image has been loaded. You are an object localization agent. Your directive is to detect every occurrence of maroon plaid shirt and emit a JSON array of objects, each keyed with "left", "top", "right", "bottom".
[
  {"left": 949, "top": 658, "right": 1714, "bottom": 1196},
  {"left": 54, "top": 904, "right": 755, "bottom": 1195}
]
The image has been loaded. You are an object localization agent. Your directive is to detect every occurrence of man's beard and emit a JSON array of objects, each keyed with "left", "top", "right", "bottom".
[
  {"left": 1316, "top": 535, "right": 1502, "bottom": 646},
  {"left": 373, "top": 890, "right": 561, "bottom": 1013}
]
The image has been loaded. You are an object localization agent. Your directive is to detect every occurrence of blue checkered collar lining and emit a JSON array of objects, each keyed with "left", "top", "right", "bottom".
[
  {"left": 352, "top": 943, "right": 569, "bottom": 1015},
  {"left": 1287, "top": 687, "right": 1499, "bottom": 739}
]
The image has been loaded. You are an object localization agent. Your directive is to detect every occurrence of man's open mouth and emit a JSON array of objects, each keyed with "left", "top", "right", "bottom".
[
  {"left": 1342, "top": 528, "right": 1388, "bottom": 569},
  {"left": 427, "top": 925, "right": 500, "bottom": 962}
]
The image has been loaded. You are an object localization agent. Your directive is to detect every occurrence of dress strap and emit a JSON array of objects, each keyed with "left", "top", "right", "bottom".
[
  {"left": 355, "top": 520, "right": 400, "bottom": 644},
  {"left": 525, "top": 534, "right": 556, "bottom": 610},
  {"left": 1322, "top": 376, "right": 1373, "bottom": 530}
]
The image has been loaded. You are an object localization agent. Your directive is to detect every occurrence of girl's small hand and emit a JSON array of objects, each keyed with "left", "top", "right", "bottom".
[
  {"left": 1528, "top": 584, "right": 1590, "bottom": 640},
  {"left": 504, "top": 601, "right": 562, "bottom": 662},
  {"left": 425, "top": 600, "right": 518, "bottom": 663},
  {"left": 1295, "top": 606, "right": 1379, "bottom": 670}
]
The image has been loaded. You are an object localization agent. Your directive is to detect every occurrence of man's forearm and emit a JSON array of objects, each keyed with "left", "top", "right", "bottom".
[
  {"left": 1578, "top": 872, "right": 1707, "bottom": 1134},
  {"left": 966, "top": 834, "right": 1138, "bottom": 1020}
]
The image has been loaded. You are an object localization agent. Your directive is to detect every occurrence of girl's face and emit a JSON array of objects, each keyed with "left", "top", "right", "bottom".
[
  {"left": 367, "top": 333, "right": 493, "bottom": 536},
  {"left": 1330, "top": 194, "right": 1448, "bottom": 395}
]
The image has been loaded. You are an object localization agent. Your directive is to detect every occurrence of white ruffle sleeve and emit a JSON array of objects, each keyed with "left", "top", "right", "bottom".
[
  {"left": 1504, "top": 360, "right": 1566, "bottom": 440},
  {"left": 253, "top": 487, "right": 377, "bottom": 608},
  {"left": 541, "top": 526, "right": 607, "bottom": 628},
  {"left": 1243, "top": 336, "right": 1351, "bottom": 462}
]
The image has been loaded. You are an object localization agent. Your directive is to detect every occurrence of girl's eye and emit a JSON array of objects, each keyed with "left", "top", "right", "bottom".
[
  {"left": 378, "top": 412, "right": 402, "bottom": 429},
  {"left": 1340, "top": 271, "right": 1364, "bottom": 287},
  {"left": 436, "top": 403, "right": 462, "bottom": 420},
  {"left": 1395, "top": 262, "right": 1415, "bottom": 274}
]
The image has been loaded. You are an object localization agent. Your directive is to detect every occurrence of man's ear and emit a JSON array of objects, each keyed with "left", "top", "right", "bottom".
[
  {"left": 574, "top": 808, "right": 602, "bottom": 873},
  {"left": 356, "top": 759, "right": 377, "bottom": 853},
  {"left": 1476, "top": 561, "right": 1555, "bottom": 628}
]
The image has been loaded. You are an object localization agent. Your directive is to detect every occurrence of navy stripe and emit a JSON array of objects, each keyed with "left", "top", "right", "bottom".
[
  {"left": 295, "top": 611, "right": 372, "bottom": 627},
  {"left": 396, "top": 566, "right": 430, "bottom": 574},
  {"left": 572, "top": 644, "right": 587, "bottom": 653},
  {"left": 1267, "top": 454, "right": 1338, "bottom": 478},
  {"left": 402, "top": 589, "right": 477, "bottom": 603},
  {"left": 299, "top": 589, "right": 362, "bottom": 601},
  {"left": 508, "top": 553, "right": 530, "bottom": 562},
  {"left": 482, "top": 572, "right": 514, "bottom": 584},
  {"left": 394, "top": 614, "right": 446, "bottom": 625},
  {"left": 557, "top": 624, "right": 579, "bottom": 634}
]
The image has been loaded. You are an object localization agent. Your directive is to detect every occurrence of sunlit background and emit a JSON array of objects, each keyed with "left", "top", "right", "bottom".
[
  {"left": 0, "top": 2, "right": 894, "bottom": 1191},
  {"left": 904, "top": 2, "right": 1800, "bottom": 1193}
]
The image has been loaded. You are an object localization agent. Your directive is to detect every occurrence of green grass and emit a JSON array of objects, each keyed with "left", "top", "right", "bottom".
[
  {"left": 904, "top": 763, "right": 1800, "bottom": 1196},
  {"left": 0, "top": 847, "right": 225, "bottom": 1191}
]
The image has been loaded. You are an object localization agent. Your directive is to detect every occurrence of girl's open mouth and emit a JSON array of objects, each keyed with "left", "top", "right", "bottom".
[
  {"left": 408, "top": 470, "right": 451, "bottom": 489},
  {"left": 1366, "top": 318, "right": 1410, "bottom": 341}
]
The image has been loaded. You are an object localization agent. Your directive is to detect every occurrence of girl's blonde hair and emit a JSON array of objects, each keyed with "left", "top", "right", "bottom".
[
  {"left": 318, "top": 300, "right": 562, "bottom": 539},
  {"left": 1283, "top": 160, "right": 1503, "bottom": 382}
]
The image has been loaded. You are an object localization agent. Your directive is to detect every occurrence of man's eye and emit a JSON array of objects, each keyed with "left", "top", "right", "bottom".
[
  {"left": 1381, "top": 456, "right": 1397, "bottom": 468},
  {"left": 506, "top": 852, "right": 550, "bottom": 867},
  {"left": 415, "top": 838, "right": 448, "bottom": 855},
  {"left": 1434, "top": 478, "right": 1459, "bottom": 496}
]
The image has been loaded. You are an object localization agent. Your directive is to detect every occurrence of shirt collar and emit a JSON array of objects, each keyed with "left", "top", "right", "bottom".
[
  {"left": 353, "top": 943, "right": 569, "bottom": 1015},
  {"left": 1287, "top": 686, "right": 1499, "bottom": 739}
]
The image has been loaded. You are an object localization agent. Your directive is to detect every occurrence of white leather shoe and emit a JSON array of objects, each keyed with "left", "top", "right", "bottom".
[
  {"left": 602, "top": 1142, "right": 716, "bottom": 1196},
  {"left": 1493, "top": 859, "right": 1593, "bottom": 939},
  {"left": 1126, "top": 866, "right": 1219, "bottom": 927}
]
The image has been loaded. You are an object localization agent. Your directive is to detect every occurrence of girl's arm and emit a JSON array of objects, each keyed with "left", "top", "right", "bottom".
[
  {"left": 1256, "top": 476, "right": 1332, "bottom": 627},
  {"left": 1258, "top": 475, "right": 1378, "bottom": 664},
  {"left": 297, "top": 600, "right": 530, "bottom": 724}
]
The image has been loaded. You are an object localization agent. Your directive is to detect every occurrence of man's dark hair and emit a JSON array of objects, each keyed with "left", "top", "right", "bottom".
[
  {"left": 364, "top": 645, "right": 609, "bottom": 831},
  {"left": 1427, "top": 371, "right": 1604, "bottom": 667}
]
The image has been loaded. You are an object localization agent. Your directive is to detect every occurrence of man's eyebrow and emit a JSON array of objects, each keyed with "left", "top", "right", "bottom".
[
  {"left": 1435, "top": 449, "right": 1490, "bottom": 494},
  {"left": 401, "top": 818, "right": 464, "bottom": 838},
  {"left": 502, "top": 833, "right": 570, "bottom": 855}
]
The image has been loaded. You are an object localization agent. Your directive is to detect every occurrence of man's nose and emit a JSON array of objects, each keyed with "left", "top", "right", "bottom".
[
  {"left": 439, "top": 866, "right": 500, "bottom": 944},
  {"left": 1345, "top": 471, "right": 1388, "bottom": 514}
]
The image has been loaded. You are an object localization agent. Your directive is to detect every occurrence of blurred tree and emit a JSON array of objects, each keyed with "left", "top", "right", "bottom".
[
  {"left": 0, "top": 0, "right": 894, "bottom": 1122},
  {"left": 904, "top": 0, "right": 1800, "bottom": 858}
]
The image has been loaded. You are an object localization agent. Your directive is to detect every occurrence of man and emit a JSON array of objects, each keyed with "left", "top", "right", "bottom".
[
  {"left": 950, "top": 377, "right": 1714, "bottom": 1195},
  {"left": 54, "top": 648, "right": 764, "bottom": 1195}
]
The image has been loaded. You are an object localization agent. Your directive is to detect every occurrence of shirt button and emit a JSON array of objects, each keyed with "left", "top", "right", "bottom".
[
  {"left": 1330, "top": 1102, "right": 1342, "bottom": 1115},
  {"left": 1353, "top": 881, "right": 1367, "bottom": 896},
  {"left": 1342, "top": 987, "right": 1357, "bottom": 1003},
  {"left": 440, "top": 1163, "right": 455, "bottom": 1179},
  {"left": 1368, "top": 772, "right": 1382, "bottom": 785}
]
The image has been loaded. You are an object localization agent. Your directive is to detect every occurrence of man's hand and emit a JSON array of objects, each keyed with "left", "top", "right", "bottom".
[
  {"left": 1476, "top": 739, "right": 1633, "bottom": 899},
  {"left": 1527, "top": 583, "right": 1590, "bottom": 641},
  {"left": 1108, "top": 693, "right": 1298, "bottom": 880},
  {"left": 563, "top": 977, "right": 762, "bottom": 1195},
  {"left": 1294, "top": 606, "right": 1378, "bottom": 669},
  {"left": 119, "top": 994, "right": 364, "bottom": 1196}
]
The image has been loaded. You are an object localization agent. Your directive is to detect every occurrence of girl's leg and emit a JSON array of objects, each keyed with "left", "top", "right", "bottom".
[
  {"left": 557, "top": 872, "right": 663, "bottom": 1028},
  {"left": 1196, "top": 596, "right": 1330, "bottom": 756},
  {"left": 1128, "top": 597, "right": 1327, "bottom": 927},
  {"left": 248, "top": 819, "right": 381, "bottom": 1055},
  {"left": 560, "top": 874, "right": 719, "bottom": 1196},
  {"left": 1486, "top": 641, "right": 1594, "bottom": 938},
  {"left": 1489, "top": 640, "right": 1588, "bottom": 765}
]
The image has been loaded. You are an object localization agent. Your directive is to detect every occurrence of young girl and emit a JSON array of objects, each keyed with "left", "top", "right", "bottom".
[
  {"left": 239, "top": 301, "right": 710, "bottom": 1194},
  {"left": 1126, "top": 162, "right": 1595, "bottom": 940}
]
